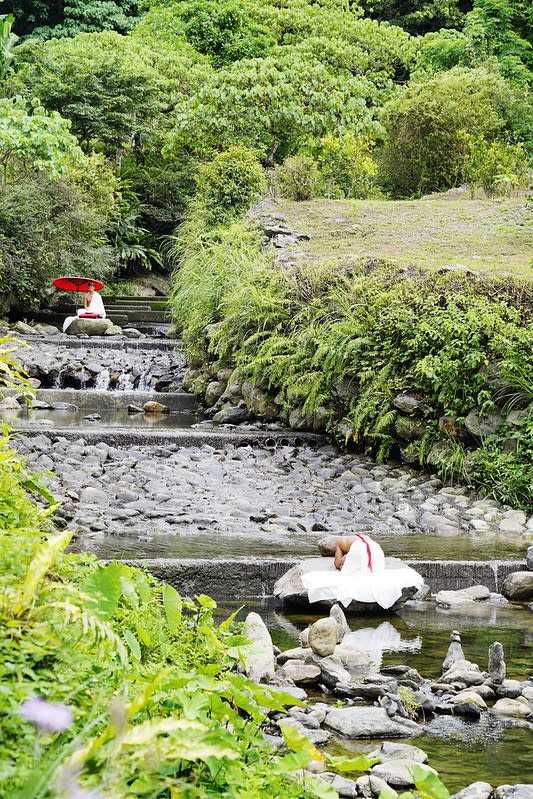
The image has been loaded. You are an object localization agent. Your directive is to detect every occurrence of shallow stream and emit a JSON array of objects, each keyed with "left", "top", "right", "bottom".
[{"left": 218, "top": 598, "right": 533, "bottom": 791}]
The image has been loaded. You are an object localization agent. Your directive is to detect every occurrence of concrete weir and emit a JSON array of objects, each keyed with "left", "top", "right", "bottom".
[
  {"left": 124, "top": 557, "right": 527, "bottom": 598},
  {"left": 19, "top": 427, "right": 325, "bottom": 448}
]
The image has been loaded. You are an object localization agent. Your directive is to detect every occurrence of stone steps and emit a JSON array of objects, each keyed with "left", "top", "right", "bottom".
[{"left": 33, "top": 388, "right": 197, "bottom": 412}]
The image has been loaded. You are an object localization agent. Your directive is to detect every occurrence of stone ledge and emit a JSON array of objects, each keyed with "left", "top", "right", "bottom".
[{"left": 121, "top": 557, "right": 527, "bottom": 598}]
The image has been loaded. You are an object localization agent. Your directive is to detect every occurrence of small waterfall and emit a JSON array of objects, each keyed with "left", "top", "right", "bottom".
[
  {"left": 117, "top": 371, "right": 134, "bottom": 391},
  {"left": 137, "top": 370, "right": 153, "bottom": 391},
  {"left": 94, "top": 369, "right": 110, "bottom": 390},
  {"left": 52, "top": 372, "right": 62, "bottom": 389}
]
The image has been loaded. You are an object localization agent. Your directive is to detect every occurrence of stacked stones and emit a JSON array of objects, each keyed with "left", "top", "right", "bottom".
[{"left": 242, "top": 610, "right": 533, "bottom": 798}]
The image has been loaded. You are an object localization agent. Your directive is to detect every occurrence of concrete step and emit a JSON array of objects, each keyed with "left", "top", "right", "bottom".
[{"left": 34, "top": 388, "right": 196, "bottom": 412}]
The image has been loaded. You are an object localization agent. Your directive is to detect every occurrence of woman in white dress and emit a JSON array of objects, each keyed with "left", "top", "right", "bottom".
[
  {"left": 62, "top": 283, "right": 106, "bottom": 332},
  {"left": 301, "top": 533, "right": 424, "bottom": 610}
]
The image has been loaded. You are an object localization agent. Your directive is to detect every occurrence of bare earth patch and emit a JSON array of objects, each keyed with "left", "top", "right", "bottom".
[{"left": 279, "top": 196, "right": 533, "bottom": 279}]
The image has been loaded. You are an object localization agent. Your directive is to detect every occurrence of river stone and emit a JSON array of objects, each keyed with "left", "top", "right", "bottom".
[
  {"left": 308, "top": 617, "right": 339, "bottom": 656},
  {"left": 278, "top": 661, "right": 321, "bottom": 685},
  {"left": 368, "top": 741, "right": 428, "bottom": 763},
  {"left": 330, "top": 774, "right": 358, "bottom": 798},
  {"left": 14, "top": 320, "right": 36, "bottom": 335},
  {"left": 0, "top": 396, "right": 21, "bottom": 409},
  {"left": 325, "top": 706, "right": 419, "bottom": 738},
  {"left": 143, "top": 401, "right": 170, "bottom": 414},
  {"left": 65, "top": 318, "right": 112, "bottom": 336},
  {"left": 527, "top": 545, "right": 533, "bottom": 571},
  {"left": 104, "top": 324, "right": 123, "bottom": 336},
  {"left": 449, "top": 690, "right": 487, "bottom": 709},
  {"left": 242, "top": 612, "right": 274, "bottom": 682},
  {"left": 205, "top": 380, "right": 225, "bottom": 407},
  {"left": 451, "top": 782, "right": 493, "bottom": 799},
  {"left": 335, "top": 645, "right": 373, "bottom": 678},
  {"left": 491, "top": 698, "right": 532, "bottom": 719},
  {"left": 122, "top": 328, "right": 142, "bottom": 338},
  {"left": 311, "top": 654, "right": 352, "bottom": 687},
  {"left": 371, "top": 761, "right": 437, "bottom": 788},
  {"left": 441, "top": 660, "right": 485, "bottom": 686},
  {"left": 492, "top": 788, "right": 533, "bottom": 799},
  {"left": 436, "top": 586, "right": 490, "bottom": 607},
  {"left": 501, "top": 572, "right": 533, "bottom": 601},
  {"left": 488, "top": 641, "right": 506, "bottom": 684},
  {"left": 442, "top": 630, "right": 465, "bottom": 672},
  {"left": 79, "top": 487, "right": 108, "bottom": 506},
  {"left": 356, "top": 775, "right": 398, "bottom": 798},
  {"left": 330, "top": 603, "right": 350, "bottom": 641},
  {"left": 494, "top": 679, "right": 523, "bottom": 699}
]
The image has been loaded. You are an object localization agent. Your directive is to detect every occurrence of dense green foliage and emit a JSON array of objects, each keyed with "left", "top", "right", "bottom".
[
  {"left": 170, "top": 217, "right": 532, "bottom": 509},
  {"left": 0, "top": 0, "right": 530, "bottom": 314}
]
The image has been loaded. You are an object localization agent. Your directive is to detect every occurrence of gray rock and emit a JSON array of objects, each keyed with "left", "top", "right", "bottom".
[
  {"left": 492, "top": 787, "right": 533, "bottom": 799},
  {"left": 494, "top": 679, "right": 523, "bottom": 699},
  {"left": 441, "top": 660, "right": 485, "bottom": 687},
  {"left": 368, "top": 741, "right": 427, "bottom": 763},
  {"left": 277, "top": 717, "right": 331, "bottom": 746},
  {"left": 205, "top": 381, "right": 225, "bottom": 407},
  {"left": 122, "top": 328, "right": 143, "bottom": 338},
  {"left": 330, "top": 774, "right": 358, "bottom": 798},
  {"left": 392, "top": 394, "right": 425, "bottom": 415},
  {"left": 436, "top": 586, "right": 490, "bottom": 607},
  {"left": 491, "top": 698, "right": 532, "bottom": 719},
  {"left": 0, "top": 396, "right": 21, "bottom": 409},
  {"left": 488, "top": 641, "right": 506, "bottom": 684},
  {"left": 79, "top": 487, "right": 108, "bottom": 506},
  {"left": 371, "top": 761, "right": 437, "bottom": 788},
  {"left": 451, "top": 782, "right": 493, "bottom": 799},
  {"left": 442, "top": 630, "right": 465, "bottom": 672},
  {"left": 464, "top": 408, "right": 503, "bottom": 438},
  {"left": 308, "top": 617, "right": 339, "bottom": 657},
  {"left": 242, "top": 612, "right": 275, "bottom": 682},
  {"left": 356, "top": 775, "right": 398, "bottom": 798},
  {"left": 329, "top": 603, "right": 350, "bottom": 641},
  {"left": 278, "top": 661, "right": 321, "bottom": 685},
  {"left": 311, "top": 654, "right": 352, "bottom": 688},
  {"left": 502, "top": 572, "right": 533, "bottom": 601},
  {"left": 65, "top": 318, "right": 112, "bottom": 336},
  {"left": 104, "top": 324, "right": 123, "bottom": 336},
  {"left": 325, "top": 706, "right": 419, "bottom": 738},
  {"left": 14, "top": 321, "right": 37, "bottom": 335},
  {"left": 527, "top": 544, "right": 533, "bottom": 571}
]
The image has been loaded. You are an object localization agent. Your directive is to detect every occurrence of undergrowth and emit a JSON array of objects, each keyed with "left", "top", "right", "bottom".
[{"left": 169, "top": 218, "right": 532, "bottom": 510}]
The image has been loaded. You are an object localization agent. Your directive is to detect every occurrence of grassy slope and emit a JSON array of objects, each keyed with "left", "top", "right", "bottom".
[{"left": 280, "top": 195, "right": 533, "bottom": 279}]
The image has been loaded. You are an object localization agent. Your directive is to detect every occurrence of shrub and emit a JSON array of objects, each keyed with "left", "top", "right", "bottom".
[
  {"left": 273, "top": 154, "right": 320, "bottom": 200},
  {"left": 379, "top": 67, "right": 523, "bottom": 197},
  {"left": 465, "top": 136, "right": 529, "bottom": 196},
  {"left": 315, "top": 132, "right": 378, "bottom": 199},
  {"left": 194, "top": 146, "right": 266, "bottom": 225},
  {"left": 0, "top": 175, "right": 115, "bottom": 312}
]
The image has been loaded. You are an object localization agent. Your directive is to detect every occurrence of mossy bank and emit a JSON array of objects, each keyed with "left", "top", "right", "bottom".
[{"left": 170, "top": 201, "right": 532, "bottom": 511}]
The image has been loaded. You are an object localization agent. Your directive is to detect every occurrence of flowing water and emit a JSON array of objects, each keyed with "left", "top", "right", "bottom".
[{"left": 217, "top": 598, "right": 533, "bottom": 791}]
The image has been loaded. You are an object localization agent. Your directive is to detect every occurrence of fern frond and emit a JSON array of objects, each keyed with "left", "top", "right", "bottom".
[{"left": 13, "top": 529, "right": 72, "bottom": 617}]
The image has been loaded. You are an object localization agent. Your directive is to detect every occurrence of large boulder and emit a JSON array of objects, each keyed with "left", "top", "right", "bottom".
[
  {"left": 451, "top": 783, "right": 493, "bottom": 799},
  {"left": 273, "top": 557, "right": 419, "bottom": 614},
  {"left": 325, "top": 706, "right": 419, "bottom": 738},
  {"left": 502, "top": 572, "right": 533, "bottom": 601},
  {"left": 65, "top": 318, "right": 112, "bottom": 336},
  {"left": 242, "top": 612, "right": 275, "bottom": 682},
  {"left": 308, "top": 618, "right": 338, "bottom": 657}
]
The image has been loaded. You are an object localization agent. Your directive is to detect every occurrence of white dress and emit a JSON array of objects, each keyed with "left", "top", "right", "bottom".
[
  {"left": 62, "top": 292, "right": 106, "bottom": 332},
  {"left": 301, "top": 534, "right": 424, "bottom": 610}
]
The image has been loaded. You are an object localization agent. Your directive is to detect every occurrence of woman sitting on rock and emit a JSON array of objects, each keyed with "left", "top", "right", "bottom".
[
  {"left": 302, "top": 533, "right": 424, "bottom": 610},
  {"left": 62, "top": 282, "right": 106, "bottom": 332}
]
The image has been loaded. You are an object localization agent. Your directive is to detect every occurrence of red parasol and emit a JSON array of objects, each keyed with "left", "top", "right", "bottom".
[{"left": 52, "top": 276, "right": 105, "bottom": 292}]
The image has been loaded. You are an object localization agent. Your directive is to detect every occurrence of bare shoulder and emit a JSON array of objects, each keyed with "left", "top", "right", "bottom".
[{"left": 337, "top": 535, "right": 356, "bottom": 552}]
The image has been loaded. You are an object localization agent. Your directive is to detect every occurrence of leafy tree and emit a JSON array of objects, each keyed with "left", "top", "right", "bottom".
[
  {"left": 169, "top": 53, "right": 381, "bottom": 163},
  {"left": 379, "top": 66, "right": 527, "bottom": 196},
  {"left": 193, "top": 146, "right": 266, "bottom": 225},
  {"left": 0, "top": 13, "right": 21, "bottom": 80},
  {"left": 357, "top": 0, "right": 471, "bottom": 34},
  {"left": 0, "top": 95, "right": 84, "bottom": 183},
  {"left": 11, "top": 30, "right": 206, "bottom": 150},
  {"left": 5, "top": 0, "right": 140, "bottom": 39}
]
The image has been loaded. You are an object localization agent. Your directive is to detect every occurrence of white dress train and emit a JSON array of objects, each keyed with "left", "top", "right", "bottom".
[
  {"left": 301, "top": 534, "right": 424, "bottom": 610},
  {"left": 62, "top": 292, "right": 106, "bottom": 332}
]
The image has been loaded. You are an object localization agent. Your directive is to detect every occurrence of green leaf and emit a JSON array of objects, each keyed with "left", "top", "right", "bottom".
[
  {"left": 302, "top": 774, "right": 340, "bottom": 799},
  {"left": 195, "top": 593, "right": 217, "bottom": 609},
  {"left": 278, "top": 721, "right": 324, "bottom": 763},
  {"left": 123, "top": 628, "right": 141, "bottom": 661},
  {"left": 328, "top": 754, "right": 380, "bottom": 772},
  {"left": 163, "top": 582, "right": 182, "bottom": 633},
  {"left": 411, "top": 764, "right": 451, "bottom": 799},
  {"left": 82, "top": 562, "right": 123, "bottom": 620}
]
